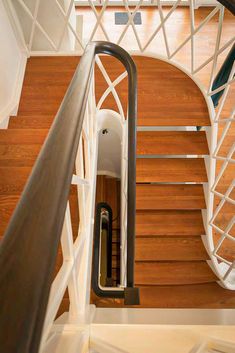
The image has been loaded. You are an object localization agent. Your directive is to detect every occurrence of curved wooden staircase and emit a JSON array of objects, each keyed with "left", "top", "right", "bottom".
[
  {"left": 0, "top": 56, "right": 235, "bottom": 310},
  {"left": 93, "top": 56, "right": 235, "bottom": 308}
]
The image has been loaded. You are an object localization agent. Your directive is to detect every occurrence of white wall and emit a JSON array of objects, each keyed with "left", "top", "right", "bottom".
[
  {"left": 97, "top": 110, "right": 123, "bottom": 178},
  {"left": 91, "top": 325, "right": 235, "bottom": 353},
  {"left": 0, "top": 0, "right": 27, "bottom": 126},
  {"left": 10, "top": 0, "right": 77, "bottom": 51},
  {"left": 97, "top": 129, "right": 122, "bottom": 178}
]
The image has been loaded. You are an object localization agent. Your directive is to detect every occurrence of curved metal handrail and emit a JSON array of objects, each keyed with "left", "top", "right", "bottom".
[
  {"left": 92, "top": 202, "right": 124, "bottom": 298},
  {"left": 0, "top": 41, "right": 138, "bottom": 353}
]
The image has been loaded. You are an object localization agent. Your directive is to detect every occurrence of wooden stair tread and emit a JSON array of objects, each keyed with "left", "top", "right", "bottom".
[
  {"left": 91, "top": 282, "right": 235, "bottom": 308},
  {"left": 0, "top": 145, "right": 41, "bottom": 167},
  {"left": 135, "top": 55, "right": 211, "bottom": 127},
  {"left": 98, "top": 56, "right": 211, "bottom": 127},
  {"left": 135, "top": 237, "right": 209, "bottom": 261},
  {"left": 18, "top": 56, "right": 79, "bottom": 116},
  {"left": 136, "top": 158, "right": 207, "bottom": 182},
  {"left": 0, "top": 167, "right": 78, "bottom": 195},
  {"left": 136, "top": 210, "right": 205, "bottom": 236},
  {"left": 9, "top": 115, "right": 54, "bottom": 129},
  {"left": 137, "top": 131, "right": 209, "bottom": 155},
  {"left": 24, "top": 56, "right": 79, "bottom": 70},
  {"left": 136, "top": 184, "right": 206, "bottom": 210},
  {"left": 18, "top": 102, "right": 65, "bottom": 115},
  {"left": 0, "top": 195, "right": 20, "bottom": 236},
  {"left": 138, "top": 116, "right": 211, "bottom": 127},
  {"left": 0, "top": 167, "right": 32, "bottom": 194},
  {"left": 0, "top": 191, "right": 78, "bottom": 238},
  {"left": 0, "top": 129, "right": 48, "bottom": 145},
  {"left": 135, "top": 261, "right": 216, "bottom": 285}
]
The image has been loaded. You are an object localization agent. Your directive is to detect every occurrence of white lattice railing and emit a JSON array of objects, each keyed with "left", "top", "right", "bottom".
[
  {"left": 3, "top": 0, "right": 235, "bottom": 331},
  {"left": 38, "top": 74, "right": 98, "bottom": 351},
  {"left": 207, "top": 63, "right": 235, "bottom": 288}
]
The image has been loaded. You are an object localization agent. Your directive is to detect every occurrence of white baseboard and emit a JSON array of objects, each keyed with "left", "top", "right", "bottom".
[
  {"left": 0, "top": 51, "right": 27, "bottom": 127},
  {"left": 0, "top": 117, "right": 10, "bottom": 129}
]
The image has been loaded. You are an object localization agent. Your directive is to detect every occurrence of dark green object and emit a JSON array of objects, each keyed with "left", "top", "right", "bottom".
[
  {"left": 217, "top": 0, "right": 235, "bottom": 15},
  {"left": 211, "top": 43, "right": 235, "bottom": 107}
]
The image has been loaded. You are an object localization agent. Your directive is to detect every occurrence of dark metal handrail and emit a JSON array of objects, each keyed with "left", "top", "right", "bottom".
[
  {"left": 0, "top": 41, "right": 138, "bottom": 353},
  {"left": 92, "top": 200, "right": 140, "bottom": 304},
  {"left": 217, "top": 0, "right": 235, "bottom": 15},
  {"left": 92, "top": 202, "right": 123, "bottom": 297}
]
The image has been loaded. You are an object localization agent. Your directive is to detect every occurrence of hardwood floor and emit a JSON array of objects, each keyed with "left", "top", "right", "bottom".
[{"left": 76, "top": 7, "right": 234, "bottom": 85}]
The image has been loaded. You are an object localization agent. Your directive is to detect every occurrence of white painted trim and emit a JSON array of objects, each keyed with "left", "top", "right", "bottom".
[
  {"left": 0, "top": 117, "right": 10, "bottom": 129},
  {"left": 0, "top": 51, "right": 27, "bottom": 125},
  {"left": 89, "top": 322, "right": 235, "bottom": 353},
  {"left": 30, "top": 50, "right": 84, "bottom": 56},
  {"left": 97, "top": 170, "right": 121, "bottom": 178},
  {"left": 92, "top": 308, "right": 235, "bottom": 325},
  {"left": 2, "top": 0, "right": 29, "bottom": 55}
]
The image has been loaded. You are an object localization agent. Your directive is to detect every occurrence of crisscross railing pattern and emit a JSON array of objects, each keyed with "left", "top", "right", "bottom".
[
  {"left": 3, "top": 0, "right": 235, "bottom": 289},
  {"left": 41, "top": 89, "right": 96, "bottom": 348},
  {"left": 208, "top": 63, "right": 235, "bottom": 287}
]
